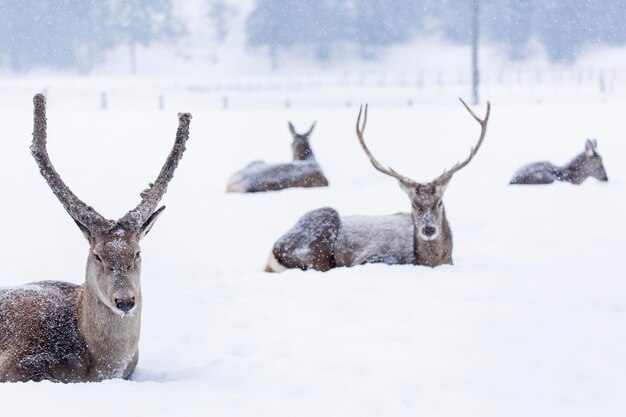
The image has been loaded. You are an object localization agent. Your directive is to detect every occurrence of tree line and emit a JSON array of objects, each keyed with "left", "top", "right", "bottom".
[
  {"left": 0, "top": 0, "right": 178, "bottom": 72},
  {"left": 0, "top": 0, "right": 624, "bottom": 73},
  {"left": 247, "top": 0, "right": 626, "bottom": 64}
]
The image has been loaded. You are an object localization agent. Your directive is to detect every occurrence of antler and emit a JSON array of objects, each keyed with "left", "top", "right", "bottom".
[
  {"left": 433, "top": 98, "right": 491, "bottom": 185},
  {"left": 117, "top": 112, "right": 192, "bottom": 231},
  {"left": 31, "top": 94, "right": 116, "bottom": 236},
  {"left": 355, "top": 104, "right": 417, "bottom": 186}
]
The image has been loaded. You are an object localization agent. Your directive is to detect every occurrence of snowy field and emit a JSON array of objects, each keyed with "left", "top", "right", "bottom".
[{"left": 0, "top": 82, "right": 625, "bottom": 416}]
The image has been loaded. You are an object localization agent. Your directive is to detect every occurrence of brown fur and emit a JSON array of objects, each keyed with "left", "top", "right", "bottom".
[
  {"left": 510, "top": 139, "right": 608, "bottom": 185},
  {"left": 226, "top": 122, "right": 329, "bottom": 193},
  {"left": 0, "top": 282, "right": 89, "bottom": 382},
  {"left": 265, "top": 100, "right": 489, "bottom": 272},
  {"left": 0, "top": 95, "right": 190, "bottom": 383}
]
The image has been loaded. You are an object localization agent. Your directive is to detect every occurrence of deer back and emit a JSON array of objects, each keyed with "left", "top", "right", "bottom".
[
  {"left": 333, "top": 213, "right": 414, "bottom": 267},
  {"left": 510, "top": 139, "right": 608, "bottom": 185},
  {"left": 227, "top": 122, "right": 328, "bottom": 193},
  {"left": 0, "top": 282, "right": 88, "bottom": 382},
  {"left": 266, "top": 207, "right": 340, "bottom": 272},
  {"left": 227, "top": 160, "right": 328, "bottom": 193}
]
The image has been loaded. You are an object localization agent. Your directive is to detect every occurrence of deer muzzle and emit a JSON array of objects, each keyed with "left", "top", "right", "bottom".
[
  {"left": 422, "top": 226, "right": 437, "bottom": 237},
  {"left": 415, "top": 209, "right": 441, "bottom": 241},
  {"left": 114, "top": 297, "right": 135, "bottom": 313}
]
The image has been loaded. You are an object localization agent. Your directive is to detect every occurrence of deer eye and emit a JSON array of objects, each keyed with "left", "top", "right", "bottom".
[
  {"left": 94, "top": 254, "right": 102, "bottom": 262},
  {"left": 135, "top": 252, "right": 141, "bottom": 261},
  {"left": 437, "top": 201, "right": 443, "bottom": 208}
]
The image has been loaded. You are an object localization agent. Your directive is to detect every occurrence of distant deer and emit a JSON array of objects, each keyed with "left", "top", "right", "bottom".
[
  {"left": 510, "top": 139, "right": 608, "bottom": 185},
  {"left": 265, "top": 99, "right": 490, "bottom": 272},
  {"left": 226, "top": 122, "right": 328, "bottom": 192},
  {"left": 0, "top": 94, "right": 191, "bottom": 383}
]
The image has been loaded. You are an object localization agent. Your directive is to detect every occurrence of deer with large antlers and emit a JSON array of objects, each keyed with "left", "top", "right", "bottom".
[
  {"left": 226, "top": 122, "right": 328, "bottom": 193},
  {"left": 0, "top": 94, "right": 191, "bottom": 382},
  {"left": 265, "top": 99, "right": 490, "bottom": 272}
]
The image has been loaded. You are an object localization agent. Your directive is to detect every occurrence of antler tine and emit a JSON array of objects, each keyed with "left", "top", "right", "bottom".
[
  {"left": 31, "top": 94, "right": 116, "bottom": 236},
  {"left": 434, "top": 98, "right": 491, "bottom": 184},
  {"left": 355, "top": 104, "right": 416, "bottom": 185},
  {"left": 118, "top": 112, "right": 192, "bottom": 231}
]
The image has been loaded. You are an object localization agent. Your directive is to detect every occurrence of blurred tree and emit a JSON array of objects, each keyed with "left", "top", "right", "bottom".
[
  {"left": 0, "top": 0, "right": 112, "bottom": 72},
  {"left": 0, "top": 0, "right": 182, "bottom": 73},
  {"left": 484, "top": 0, "right": 534, "bottom": 60},
  {"left": 207, "top": 0, "right": 238, "bottom": 43},
  {"left": 533, "top": 0, "right": 626, "bottom": 62},
  {"left": 108, "top": 0, "right": 179, "bottom": 74},
  {"left": 1, "top": 0, "right": 626, "bottom": 71},
  {"left": 424, "top": 0, "right": 626, "bottom": 63},
  {"left": 421, "top": 0, "right": 471, "bottom": 43},
  {"left": 247, "top": 0, "right": 423, "bottom": 66},
  {"left": 247, "top": 0, "right": 346, "bottom": 68},
  {"left": 535, "top": 0, "right": 588, "bottom": 62},
  {"left": 347, "top": 0, "right": 422, "bottom": 59}
]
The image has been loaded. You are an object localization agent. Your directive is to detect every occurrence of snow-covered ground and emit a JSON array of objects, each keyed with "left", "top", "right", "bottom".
[{"left": 0, "top": 83, "right": 625, "bottom": 416}]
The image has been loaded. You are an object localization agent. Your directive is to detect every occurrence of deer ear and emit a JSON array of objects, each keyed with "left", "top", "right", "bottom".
[
  {"left": 306, "top": 121, "right": 316, "bottom": 136},
  {"left": 585, "top": 139, "right": 596, "bottom": 156},
  {"left": 397, "top": 179, "right": 416, "bottom": 196},
  {"left": 288, "top": 122, "right": 296, "bottom": 136},
  {"left": 139, "top": 206, "right": 166, "bottom": 239},
  {"left": 435, "top": 182, "right": 449, "bottom": 197},
  {"left": 74, "top": 220, "right": 95, "bottom": 243}
]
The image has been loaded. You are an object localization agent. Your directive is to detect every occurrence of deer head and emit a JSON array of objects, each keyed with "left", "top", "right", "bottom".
[
  {"left": 31, "top": 94, "right": 191, "bottom": 315},
  {"left": 582, "top": 139, "right": 608, "bottom": 181},
  {"left": 289, "top": 121, "right": 316, "bottom": 161},
  {"left": 355, "top": 99, "right": 490, "bottom": 265}
]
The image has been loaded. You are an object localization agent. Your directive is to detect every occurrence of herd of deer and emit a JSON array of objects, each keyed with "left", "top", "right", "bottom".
[{"left": 0, "top": 94, "right": 609, "bottom": 383}]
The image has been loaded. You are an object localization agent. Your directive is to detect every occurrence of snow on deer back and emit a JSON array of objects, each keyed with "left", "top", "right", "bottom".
[
  {"left": 510, "top": 139, "right": 608, "bottom": 185},
  {"left": 226, "top": 122, "right": 329, "bottom": 193}
]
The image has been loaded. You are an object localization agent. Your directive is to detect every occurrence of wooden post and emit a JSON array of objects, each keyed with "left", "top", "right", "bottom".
[{"left": 471, "top": 0, "right": 480, "bottom": 105}]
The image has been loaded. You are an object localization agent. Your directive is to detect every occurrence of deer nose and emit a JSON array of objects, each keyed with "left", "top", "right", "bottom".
[
  {"left": 422, "top": 226, "right": 436, "bottom": 237},
  {"left": 115, "top": 297, "right": 135, "bottom": 313}
]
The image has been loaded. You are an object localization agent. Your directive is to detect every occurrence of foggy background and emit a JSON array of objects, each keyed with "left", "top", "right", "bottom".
[
  {"left": 1, "top": 0, "right": 625, "bottom": 110},
  {"left": 1, "top": 0, "right": 625, "bottom": 73}
]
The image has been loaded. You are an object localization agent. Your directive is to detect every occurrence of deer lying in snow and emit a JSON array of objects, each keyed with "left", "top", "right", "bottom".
[
  {"left": 0, "top": 94, "right": 191, "bottom": 383},
  {"left": 265, "top": 99, "right": 490, "bottom": 272},
  {"left": 226, "top": 122, "right": 328, "bottom": 192},
  {"left": 509, "top": 139, "right": 608, "bottom": 185}
]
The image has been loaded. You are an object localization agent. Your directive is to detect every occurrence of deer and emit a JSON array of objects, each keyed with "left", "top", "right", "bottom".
[
  {"left": 264, "top": 99, "right": 490, "bottom": 272},
  {"left": 0, "top": 94, "right": 191, "bottom": 383},
  {"left": 509, "top": 139, "right": 608, "bottom": 185},
  {"left": 226, "top": 122, "right": 329, "bottom": 193}
]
